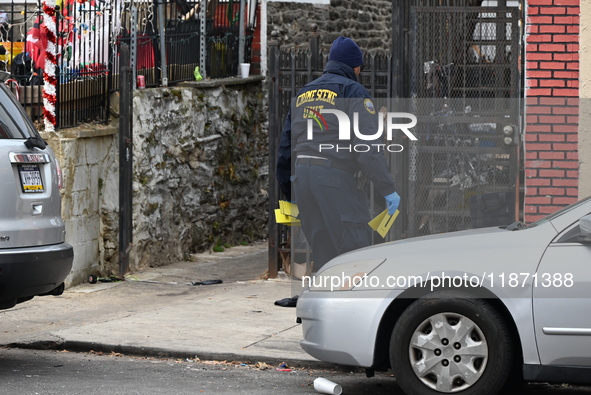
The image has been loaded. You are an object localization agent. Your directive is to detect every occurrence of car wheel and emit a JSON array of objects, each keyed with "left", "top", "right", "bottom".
[{"left": 390, "top": 290, "right": 512, "bottom": 395}]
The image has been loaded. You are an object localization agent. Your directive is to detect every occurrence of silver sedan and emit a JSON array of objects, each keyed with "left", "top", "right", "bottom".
[{"left": 297, "top": 196, "right": 591, "bottom": 395}]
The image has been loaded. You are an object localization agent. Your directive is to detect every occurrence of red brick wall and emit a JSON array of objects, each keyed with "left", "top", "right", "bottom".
[{"left": 524, "top": 0, "right": 580, "bottom": 222}]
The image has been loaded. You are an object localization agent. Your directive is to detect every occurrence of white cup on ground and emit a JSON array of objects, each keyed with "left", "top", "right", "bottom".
[
  {"left": 240, "top": 63, "right": 250, "bottom": 78},
  {"left": 313, "top": 377, "right": 342, "bottom": 395}
]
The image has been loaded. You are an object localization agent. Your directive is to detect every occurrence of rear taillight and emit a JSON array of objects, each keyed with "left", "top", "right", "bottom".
[{"left": 55, "top": 158, "right": 63, "bottom": 191}]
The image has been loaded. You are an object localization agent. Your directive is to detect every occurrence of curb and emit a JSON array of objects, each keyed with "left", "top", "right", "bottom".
[{"left": 7, "top": 340, "right": 340, "bottom": 370}]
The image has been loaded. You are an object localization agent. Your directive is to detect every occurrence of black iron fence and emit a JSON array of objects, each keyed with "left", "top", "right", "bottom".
[
  {"left": 0, "top": 0, "right": 255, "bottom": 129},
  {"left": 267, "top": 28, "right": 394, "bottom": 277},
  {"left": 268, "top": 11, "right": 523, "bottom": 275}
]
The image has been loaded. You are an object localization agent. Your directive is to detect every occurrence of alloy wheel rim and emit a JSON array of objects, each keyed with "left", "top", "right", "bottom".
[{"left": 408, "top": 312, "right": 488, "bottom": 393}]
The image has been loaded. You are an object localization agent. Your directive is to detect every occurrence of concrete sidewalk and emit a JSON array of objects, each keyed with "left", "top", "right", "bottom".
[{"left": 0, "top": 242, "right": 325, "bottom": 367}]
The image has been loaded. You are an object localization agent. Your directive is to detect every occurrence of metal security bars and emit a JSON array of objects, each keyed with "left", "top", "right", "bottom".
[
  {"left": 116, "top": 0, "right": 255, "bottom": 87},
  {"left": 55, "top": 0, "right": 111, "bottom": 128},
  {"left": 405, "top": 6, "right": 522, "bottom": 237}
]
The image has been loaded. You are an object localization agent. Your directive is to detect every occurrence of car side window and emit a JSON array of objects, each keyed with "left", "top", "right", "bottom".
[
  {"left": 556, "top": 214, "right": 591, "bottom": 244},
  {"left": 0, "top": 105, "right": 27, "bottom": 139},
  {"left": 0, "top": 116, "right": 14, "bottom": 138},
  {"left": 556, "top": 224, "right": 582, "bottom": 244},
  {"left": 0, "top": 86, "right": 36, "bottom": 139}
]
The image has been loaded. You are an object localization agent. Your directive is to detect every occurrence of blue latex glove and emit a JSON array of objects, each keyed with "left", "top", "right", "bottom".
[{"left": 384, "top": 192, "right": 401, "bottom": 215}]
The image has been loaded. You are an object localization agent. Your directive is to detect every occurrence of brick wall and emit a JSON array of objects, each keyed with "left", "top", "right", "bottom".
[{"left": 524, "top": 0, "right": 580, "bottom": 222}]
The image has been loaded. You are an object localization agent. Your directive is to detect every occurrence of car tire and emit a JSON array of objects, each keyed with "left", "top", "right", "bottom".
[{"left": 390, "top": 290, "right": 512, "bottom": 395}]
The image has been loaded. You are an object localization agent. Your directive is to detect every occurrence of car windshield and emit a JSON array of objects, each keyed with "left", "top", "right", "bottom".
[
  {"left": 526, "top": 195, "right": 591, "bottom": 229},
  {"left": 0, "top": 86, "right": 37, "bottom": 139}
]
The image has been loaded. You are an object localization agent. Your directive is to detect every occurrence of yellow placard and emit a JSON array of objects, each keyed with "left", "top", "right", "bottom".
[
  {"left": 279, "top": 200, "right": 299, "bottom": 217},
  {"left": 369, "top": 209, "right": 399, "bottom": 238},
  {"left": 275, "top": 200, "right": 301, "bottom": 226},
  {"left": 369, "top": 209, "right": 387, "bottom": 231}
]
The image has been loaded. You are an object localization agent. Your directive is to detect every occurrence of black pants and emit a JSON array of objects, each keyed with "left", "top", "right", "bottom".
[{"left": 293, "top": 162, "right": 372, "bottom": 272}]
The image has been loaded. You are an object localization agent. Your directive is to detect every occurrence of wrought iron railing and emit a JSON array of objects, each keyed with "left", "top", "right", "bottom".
[{"left": 0, "top": 0, "right": 255, "bottom": 129}]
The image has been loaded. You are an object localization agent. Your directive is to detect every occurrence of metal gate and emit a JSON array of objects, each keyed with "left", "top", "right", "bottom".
[
  {"left": 405, "top": 5, "right": 522, "bottom": 237},
  {"left": 267, "top": 27, "right": 393, "bottom": 276},
  {"left": 267, "top": 4, "right": 523, "bottom": 274}
]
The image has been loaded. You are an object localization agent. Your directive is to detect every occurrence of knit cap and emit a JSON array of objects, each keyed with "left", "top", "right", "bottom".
[{"left": 328, "top": 36, "right": 364, "bottom": 69}]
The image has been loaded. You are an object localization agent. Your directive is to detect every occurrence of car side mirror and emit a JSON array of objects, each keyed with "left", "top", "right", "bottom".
[
  {"left": 579, "top": 215, "right": 591, "bottom": 244},
  {"left": 24, "top": 136, "right": 47, "bottom": 150}
]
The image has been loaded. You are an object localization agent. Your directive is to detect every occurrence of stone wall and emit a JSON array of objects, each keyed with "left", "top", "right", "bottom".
[
  {"left": 118, "top": 77, "right": 269, "bottom": 271},
  {"left": 267, "top": 0, "right": 392, "bottom": 53},
  {"left": 42, "top": 127, "right": 118, "bottom": 286},
  {"left": 45, "top": 77, "right": 269, "bottom": 284}
]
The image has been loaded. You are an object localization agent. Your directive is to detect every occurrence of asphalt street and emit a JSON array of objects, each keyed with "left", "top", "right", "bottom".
[{"left": 3, "top": 348, "right": 591, "bottom": 395}]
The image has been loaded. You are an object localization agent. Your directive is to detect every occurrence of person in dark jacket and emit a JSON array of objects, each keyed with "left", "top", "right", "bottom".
[{"left": 276, "top": 36, "right": 401, "bottom": 277}]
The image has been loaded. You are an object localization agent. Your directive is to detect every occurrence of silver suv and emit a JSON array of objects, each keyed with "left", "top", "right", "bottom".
[{"left": 0, "top": 74, "right": 73, "bottom": 310}]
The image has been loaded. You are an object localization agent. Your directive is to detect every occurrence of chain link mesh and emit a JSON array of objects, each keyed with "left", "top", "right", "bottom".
[{"left": 406, "top": 6, "right": 521, "bottom": 237}]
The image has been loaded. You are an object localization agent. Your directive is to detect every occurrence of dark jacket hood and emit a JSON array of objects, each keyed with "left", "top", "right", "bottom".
[{"left": 323, "top": 60, "right": 358, "bottom": 82}]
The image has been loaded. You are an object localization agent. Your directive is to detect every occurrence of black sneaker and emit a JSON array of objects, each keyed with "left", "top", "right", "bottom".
[{"left": 274, "top": 295, "right": 299, "bottom": 307}]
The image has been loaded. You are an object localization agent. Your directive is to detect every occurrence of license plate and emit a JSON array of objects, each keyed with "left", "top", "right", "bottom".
[{"left": 18, "top": 164, "right": 44, "bottom": 193}]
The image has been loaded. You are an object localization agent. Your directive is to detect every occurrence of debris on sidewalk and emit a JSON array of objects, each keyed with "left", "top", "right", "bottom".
[
  {"left": 313, "top": 377, "right": 343, "bottom": 395},
  {"left": 87, "top": 275, "right": 124, "bottom": 284},
  {"left": 191, "top": 279, "right": 223, "bottom": 286},
  {"left": 255, "top": 361, "right": 273, "bottom": 370},
  {"left": 276, "top": 362, "right": 292, "bottom": 372},
  {"left": 87, "top": 274, "right": 223, "bottom": 287}
]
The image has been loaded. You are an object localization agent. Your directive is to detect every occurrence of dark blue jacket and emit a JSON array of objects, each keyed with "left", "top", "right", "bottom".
[{"left": 277, "top": 60, "right": 396, "bottom": 201}]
